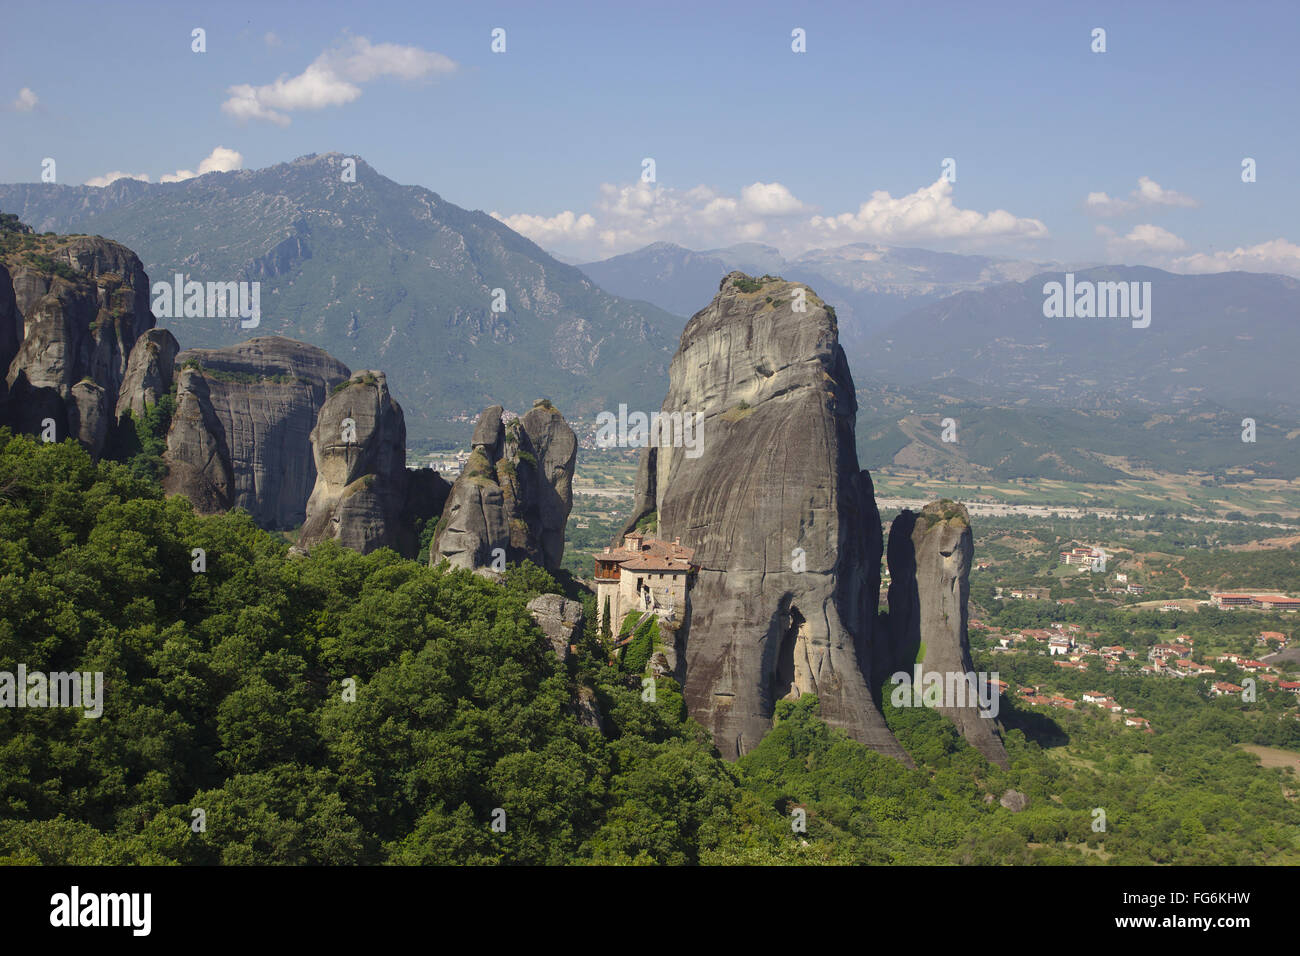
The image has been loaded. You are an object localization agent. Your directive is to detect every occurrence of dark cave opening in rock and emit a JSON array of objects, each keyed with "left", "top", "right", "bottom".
[{"left": 770, "top": 603, "right": 805, "bottom": 708}]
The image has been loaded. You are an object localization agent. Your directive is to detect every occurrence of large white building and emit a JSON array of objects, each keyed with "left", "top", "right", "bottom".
[{"left": 593, "top": 532, "right": 696, "bottom": 633}]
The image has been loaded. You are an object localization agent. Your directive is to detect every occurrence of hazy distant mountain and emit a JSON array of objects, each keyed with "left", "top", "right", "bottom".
[
  {"left": 794, "top": 242, "right": 1042, "bottom": 297},
  {"left": 579, "top": 240, "right": 1048, "bottom": 343},
  {"left": 574, "top": 242, "right": 733, "bottom": 317},
  {"left": 862, "top": 265, "right": 1300, "bottom": 412},
  {"left": 855, "top": 381, "right": 1300, "bottom": 482},
  {"left": 0, "top": 155, "right": 684, "bottom": 446}
]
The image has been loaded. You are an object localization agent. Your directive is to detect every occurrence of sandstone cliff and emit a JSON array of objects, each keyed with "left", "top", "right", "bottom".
[
  {"left": 296, "top": 371, "right": 449, "bottom": 557},
  {"left": 0, "top": 263, "right": 19, "bottom": 408},
  {"left": 621, "top": 272, "right": 911, "bottom": 763},
  {"left": 0, "top": 234, "right": 155, "bottom": 456},
  {"left": 163, "top": 337, "right": 350, "bottom": 528},
  {"left": 520, "top": 402, "right": 577, "bottom": 569},
  {"left": 527, "top": 593, "right": 585, "bottom": 662},
  {"left": 886, "top": 501, "right": 1009, "bottom": 767},
  {"left": 115, "top": 328, "right": 180, "bottom": 423},
  {"left": 431, "top": 401, "right": 576, "bottom": 574}
]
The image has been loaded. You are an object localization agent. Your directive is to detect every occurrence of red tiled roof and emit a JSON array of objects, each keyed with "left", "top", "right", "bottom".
[
  {"left": 621, "top": 554, "right": 691, "bottom": 571},
  {"left": 596, "top": 535, "right": 696, "bottom": 573}
]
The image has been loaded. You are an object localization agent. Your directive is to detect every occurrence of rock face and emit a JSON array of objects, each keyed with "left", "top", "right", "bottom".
[
  {"left": 115, "top": 328, "right": 180, "bottom": 423},
  {"left": 527, "top": 592, "right": 602, "bottom": 733},
  {"left": 296, "top": 371, "right": 450, "bottom": 558},
  {"left": 570, "top": 684, "right": 605, "bottom": 732},
  {"left": 431, "top": 401, "right": 576, "bottom": 574},
  {"left": 526, "top": 593, "right": 585, "bottom": 662},
  {"left": 163, "top": 337, "right": 350, "bottom": 528},
  {"left": 1, "top": 236, "right": 156, "bottom": 456},
  {"left": 520, "top": 403, "right": 577, "bottom": 570},
  {"left": 621, "top": 272, "right": 910, "bottom": 763},
  {"left": 999, "top": 789, "right": 1028, "bottom": 813},
  {"left": 886, "top": 500, "right": 1009, "bottom": 768},
  {"left": 433, "top": 406, "right": 509, "bottom": 572},
  {"left": 0, "top": 263, "right": 19, "bottom": 405}
]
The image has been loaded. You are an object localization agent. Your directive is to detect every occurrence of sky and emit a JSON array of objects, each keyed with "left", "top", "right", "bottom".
[{"left": 1, "top": 0, "right": 1298, "bottom": 273}]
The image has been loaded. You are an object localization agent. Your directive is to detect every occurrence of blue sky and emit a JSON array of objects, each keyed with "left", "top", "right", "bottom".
[{"left": 2, "top": 0, "right": 1297, "bottom": 272}]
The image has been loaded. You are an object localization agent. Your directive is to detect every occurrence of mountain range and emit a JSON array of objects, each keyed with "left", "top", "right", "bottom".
[
  {"left": 579, "top": 239, "right": 1047, "bottom": 343},
  {"left": 854, "top": 382, "right": 1300, "bottom": 482},
  {"left": 0, "top": 154, "right": 683, "bottom": 448},
  {"left": 4, "top": 156, "right": 1297, "bottom": 478},
  {"left": 860, "top": 265, "right": 1300, "bottom": 413}
]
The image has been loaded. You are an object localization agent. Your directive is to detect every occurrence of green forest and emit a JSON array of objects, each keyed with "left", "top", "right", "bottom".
[{"left": 1, "top": 432, "right": 1297, "bottom": 865}]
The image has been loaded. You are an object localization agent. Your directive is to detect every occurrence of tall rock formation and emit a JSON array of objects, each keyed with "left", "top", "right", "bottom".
[
  {"left": 885, "top": 501, "right": 1009, "bottom": 768},
  {"left": 115, "top": 328, "right": 180, "bottom": 423},
  {"left": 162, "top": 337, "right": 350, "bottom": 528},
  {"left": 433, "top": 405, "right": 509, "bottom": 571},
  {"left": 296, "top": 370, "right": 450, "bottom": 557},
  {"left": 621, "top": 272, "right": 910, "bottom": 763},
  {"left": 520, "top": 401, "right": 578, "bottom": 570},
  {"left": 0, "top": 234, "right": 155, "bottom": 456},
  {"left": 431, "top": 400, "right": 576, "bottom": 574},
  {"left": 0, "top": 262, "right": 19, "bottom": 408}
]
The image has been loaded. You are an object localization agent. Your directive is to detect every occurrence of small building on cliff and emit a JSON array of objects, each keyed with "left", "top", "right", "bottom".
[{"left": 593, "top": 532, "right": 696, "bottom": 632}]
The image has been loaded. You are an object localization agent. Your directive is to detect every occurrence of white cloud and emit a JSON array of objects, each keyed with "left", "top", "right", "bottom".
[
  {"left": 806, "top": 179, "right": 1047, "bottom": 243},
  {"left": 1133, "top": 176, "right": 1197, "bottom": 208},
  {"left": 739, "top": 182, "right": 808, "bottom": 216},
  {"left": 1106, "top": 223, "right": 1188, "bottom": 257},
  {"left": 85, "top": 147, "right": 244, "bottom": 188},
  {"left": 222, "top": 36, "right": 456, "bottom": 126},
  {"left": 494, "top": 177, "right": 1046, "bottom": 259},
  {"left": 494, "top": 210, "right": 598, "bottom": 248},
  {"left": 1084, "top": 176, "right": 1199, "bottom": 217},
  {"left": 1098, "top": 227, "right": 1300, "bottom": 278},
  {"left": 1170, "top": 238, "right": 1300, "bottom": 278},
  {"left": 160, "top": 146, "right": 244, "bottom": 183},
  {"left": 1084, "top": 191, "right": 1131, "bottom": 217},
  {"left": 264, "top": 32, "right": 282, "bottom": 48},
  {"left": 10, "top": 87, "right": 38, "bottom": 112},
  {"left": 84, "top": 171, "right": 151, "bottom": 188}
]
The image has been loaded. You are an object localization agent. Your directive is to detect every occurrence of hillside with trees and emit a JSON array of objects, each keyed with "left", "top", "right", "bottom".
[{"left": 0, "top": 432, "right": 1297, "bottom": 864}]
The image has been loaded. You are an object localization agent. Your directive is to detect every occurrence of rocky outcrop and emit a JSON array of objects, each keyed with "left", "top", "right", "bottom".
[
  {"left": 162, "top": 337, "right": 350, "bottom": 528},
  {"left": 999, "top": 789, "right": 1028, "bottom": 813},
  {"left": 885, "top": 500, "right": 1009, "bottom": 768},
  {"left": 472, "top": 405, "right": 505, "bottom": 459},
  {"left": 431, "top": 401, "right": 576, "bottom": 574},
  {"left": 527, "top": 593, "right": 584, "bottom": 662},
  {"left": 115, "top": 328, "right": 180, "bottom": 423},
  {"left": 570, "top": 684, "right": 605, "bottom": 732},
  {"left": 621, "top": 272, "right": 910, "bottom": 763},
  {"left": 520, "top": 402, "right": 577, "bottom": 570},
  {"left": 432, "top": 406, "right": 510, "bottom": 572},
  {"left": 297, "top": 371, "right": 408, "bottom": 554},
  {"left": 0, "top": 263, "right": 19, "bottom": 405},
  {"left": 527, "top": 592, "right": 603, "bottom": 732},
  {"left": 1, "top": 235, "right": 155, "bottom": 456},
  {"left": 68, "top": 379, "right": 108, "bottom": 453},
  {"left": 296, "top": 371, "right": 449, "bottom": 558}
]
